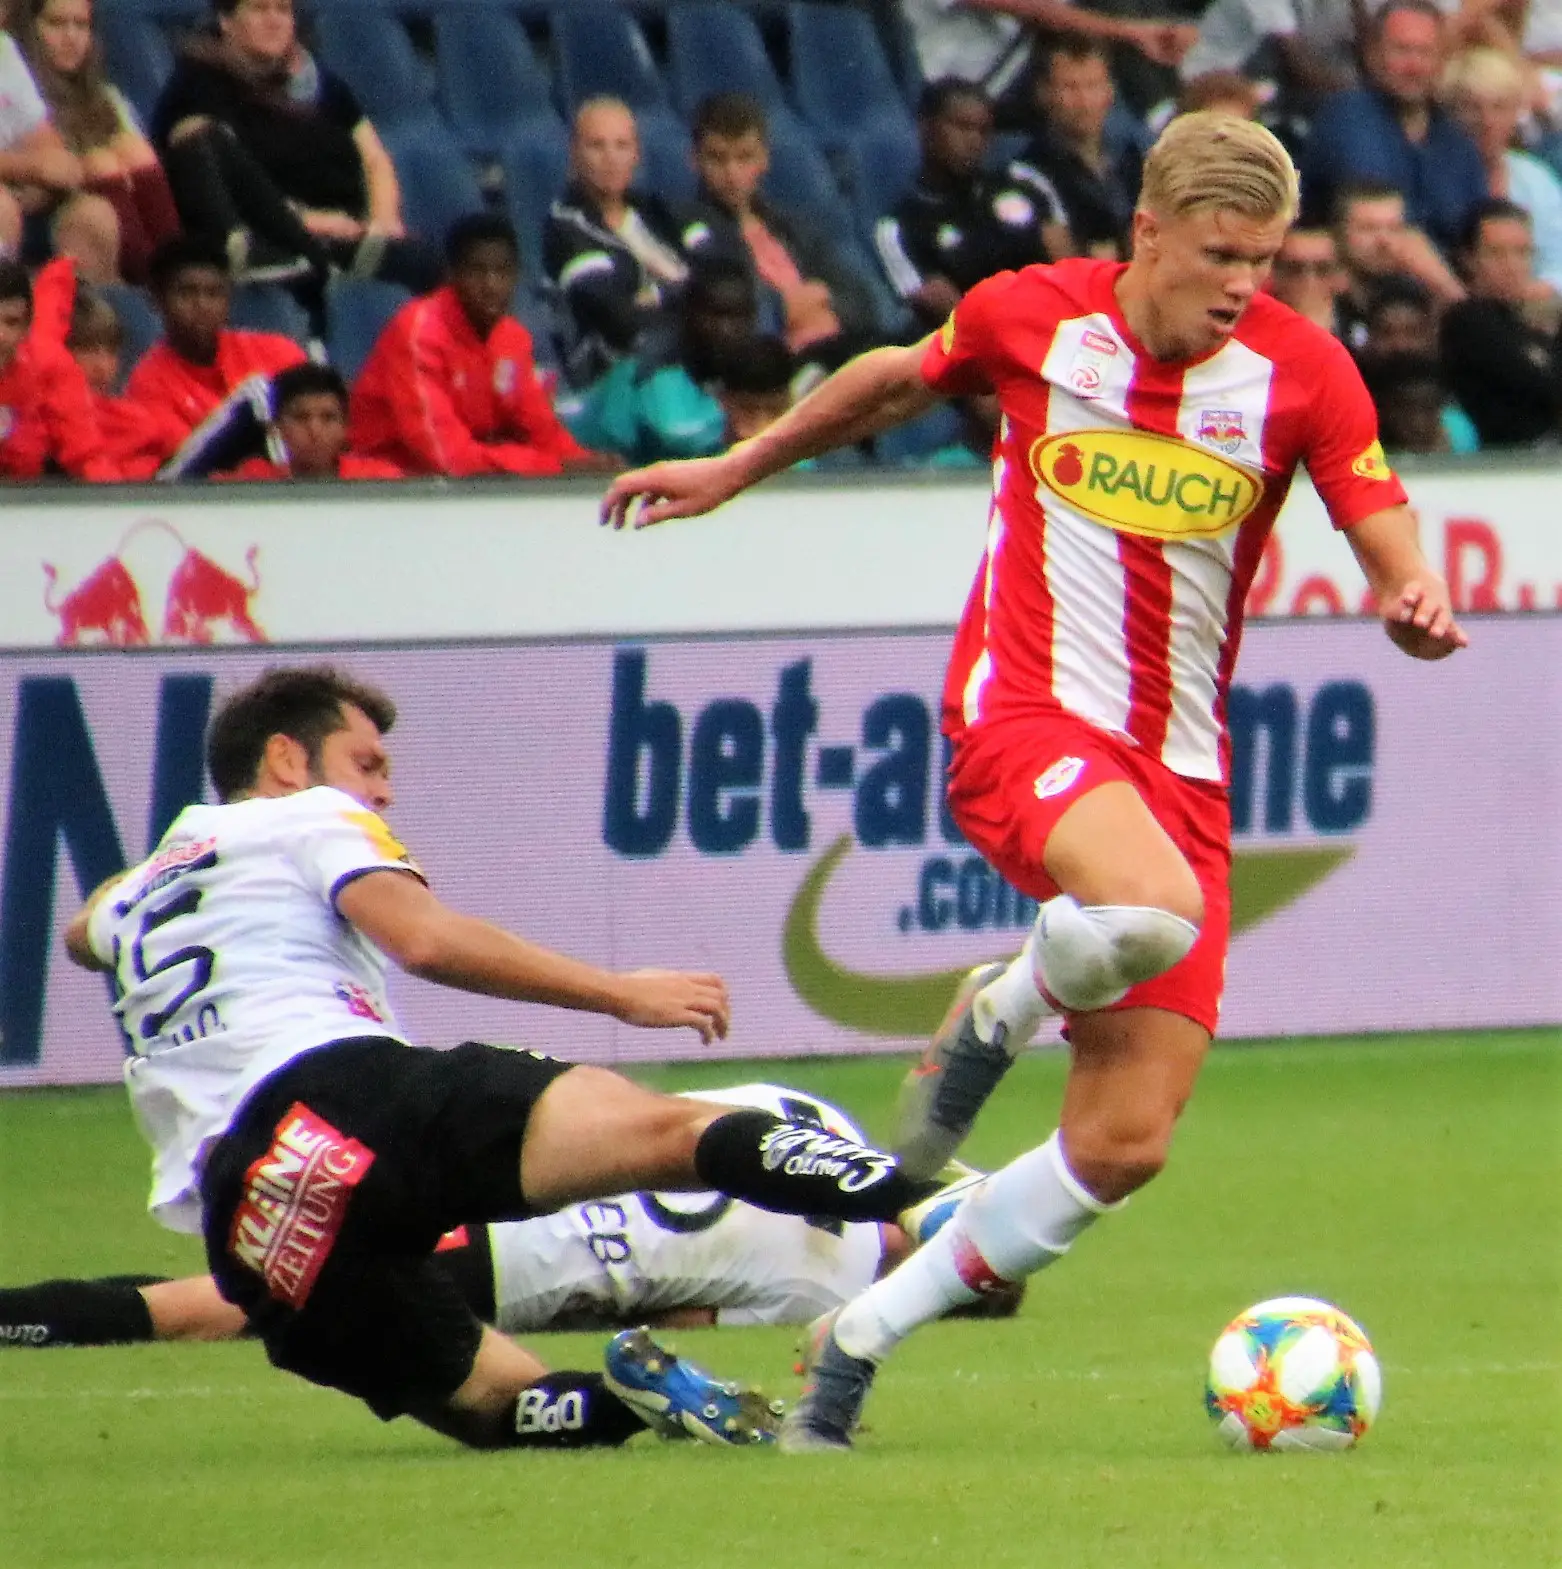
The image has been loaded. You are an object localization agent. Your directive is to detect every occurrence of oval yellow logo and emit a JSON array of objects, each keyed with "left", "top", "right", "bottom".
[{"left": 1029, "top": 429, "right": 1263, "bottom": 540}]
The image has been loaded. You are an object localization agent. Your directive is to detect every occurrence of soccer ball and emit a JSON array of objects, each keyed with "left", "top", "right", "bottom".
[{"left": 1205, "top": 1296, "right": 1382, "bottom": 1452}]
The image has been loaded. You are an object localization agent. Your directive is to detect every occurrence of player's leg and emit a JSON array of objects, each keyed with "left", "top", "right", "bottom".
[
  {"left": 786, "top": 1006, "right": 1210, "bottom": 1450},
  {"left": 515, "top": 1061, "right": 939, "bottom": 1224},
  {"left": 0, "top": 1275, "right": 170, "bottom": 1347},
  {"left": 897, "top": 745, "right": 1203, "bottom": 1177}
]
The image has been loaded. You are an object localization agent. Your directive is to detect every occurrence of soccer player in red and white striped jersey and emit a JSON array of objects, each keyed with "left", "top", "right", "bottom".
[{"left": 603, "top": 111, "right": 1466, "bottom": 1451}]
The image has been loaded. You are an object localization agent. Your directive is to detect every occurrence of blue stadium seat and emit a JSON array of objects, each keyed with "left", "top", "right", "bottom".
[
  {"left": 435, "top": 10, "right": 560, "bottom": 159},
  {"left": 312, "top": 3, "right": 436, "bottom": 127},
  {"left": 763, "top": 127, "right": 850, "bottom": 228},
  {"left": 94, "top": 11, "right": 173, "bottom": 127},
  {"left": 97, "top": 283, "right": 161, "bottom": 392},
  {"left": 229, "top": 284, "right": 310, "bottom": 346},
  {"left": 378, "top": 113, "right": 486, "bottom": 248},
  {"left": 633, "top": 112, "right": 697, "bottom": 206},
  {"left": 788, "top": 2, "right": 913, "bottom": 148},
  {"left": 500, "top": 118, "right": 571, "bottom": 277},
  {"left": 551, "top": 0, "right": 670, "bottom": 115},
  {"left": 325, "top": 277, "right": 412, "bottom": 383},
  {"left": 846, "top": 127, "right": 919, "bottom": 244},
  {"left": 665, "top": 3, "right": 787, "bottom": 121}
]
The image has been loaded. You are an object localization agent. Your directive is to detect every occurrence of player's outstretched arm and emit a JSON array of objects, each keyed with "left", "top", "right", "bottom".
[
  {"left": 336, "top": 871, "right": 730, "bottom": 1042},
  {"left": 600, "top": 338, "right": 939, "bottom": 530},
  {"left": 61, "top": 871, "right": 129, "bottom": 973},
  {"left": 1346, "top": 505, "right": 1469, "bottom": 661}
]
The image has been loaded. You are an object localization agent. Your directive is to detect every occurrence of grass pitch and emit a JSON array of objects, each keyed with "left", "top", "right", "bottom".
[{"left": 2, "top": 1028, "right": 1558, "bottom": 1569}]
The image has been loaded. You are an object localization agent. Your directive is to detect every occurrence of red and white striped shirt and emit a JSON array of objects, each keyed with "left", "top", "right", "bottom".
[{"left": 923, "top": 258, "right": 1407, "bottom": 784}]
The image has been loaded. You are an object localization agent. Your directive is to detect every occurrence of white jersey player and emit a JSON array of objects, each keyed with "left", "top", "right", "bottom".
[
  {"left": 87, "top": 785, "right": 421, "bottom": 1232},
  {"left": 1, "top": 1083, "right": 1007, "bottom": 1349}
]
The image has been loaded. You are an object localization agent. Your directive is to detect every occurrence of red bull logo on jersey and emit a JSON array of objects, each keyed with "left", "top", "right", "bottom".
[
  {"left": 41, "top": 518, "right": 266, "bottom": 647},
  {"left": 228, "top": 1104, "right": 376, "bottom": 1308},
  {"left": 1030, "top": 429, "right": 1262, "bottom": 540},
  {"left": 1195, "top": 408, "right": 1247, "bottom": 455}
]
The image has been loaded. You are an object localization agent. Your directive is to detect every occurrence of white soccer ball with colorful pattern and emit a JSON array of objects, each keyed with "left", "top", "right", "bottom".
[{"left": 1205, "top": 1296, "right": 1382, "bottom": 1451}]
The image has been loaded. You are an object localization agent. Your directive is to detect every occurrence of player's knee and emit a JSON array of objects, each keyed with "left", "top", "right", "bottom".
[{"left": 1033, "top": 899, "right": 1199, "bottom": 1011}]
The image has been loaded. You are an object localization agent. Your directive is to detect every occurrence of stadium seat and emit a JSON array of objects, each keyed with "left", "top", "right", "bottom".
[
  {"left": 325, "top": 277, "right": 412, "bottom": 383},
  {"left": 378, "top": 113, "right": 486, "bottom": 248},
  {"left": 499, "top": 118, "right": 571, "bottom": 277},
  {"left": 94, "top": 10, "right": 174, "bottom": 128},
  {"left": 229, "top": 284, "right": 311, "bottom": 346},
  {"left": 435, "top": 10, "right": 560, "bottom": 159},
  {"left": 312, "top": 3, "right": 436, "bottom": 127},
  {"left": 633, "top": 112, "right": 698, "bottom": 206},
  {"left": 845, "top": 127, "right": 919, "bottom": 245},
  {"left": 664, "top": 3, "right": 787, "bottom": 121},
  {"left": 550, "top": 0, "right": 670, "bottom": 115},
  {"left": 788, "top": 2, "right": 913, "bottom": 149},
  {"left": 97, "top": 282, "right": 161, "bottom": 391},
  {"left": 763, "top": 127, "right": 851, "bottom": 229}
]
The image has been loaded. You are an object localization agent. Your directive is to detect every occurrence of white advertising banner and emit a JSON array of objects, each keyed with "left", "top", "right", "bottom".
[
  {"left": 0, "top": 463, "right": 1557, "bottom": 650},
  {"left": 2, "top": 618, "right": 1557, "bottom": 1087}
]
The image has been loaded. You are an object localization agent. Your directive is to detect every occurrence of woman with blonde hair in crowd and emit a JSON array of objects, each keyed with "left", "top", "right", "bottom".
[{"left": 17, "top": 0, "right": 179, "bottom": 284}]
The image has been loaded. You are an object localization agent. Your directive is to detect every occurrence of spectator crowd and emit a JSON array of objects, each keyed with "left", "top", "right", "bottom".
[{"left": 2, "top": 0, "right": 1561, "bottom": 483}]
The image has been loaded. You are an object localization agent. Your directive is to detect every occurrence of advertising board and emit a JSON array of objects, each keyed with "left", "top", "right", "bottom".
[{"left": 3, "top": 617, "right": 1556, "bottom": 1087}]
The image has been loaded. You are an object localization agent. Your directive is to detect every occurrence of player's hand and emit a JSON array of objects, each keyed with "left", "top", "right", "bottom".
[
  {"left": 614, "top": 969, "right": 731, "bottom": 1043},
  {"left": 1381, "top": 575, "right": 1468, "bottom": 659},
  {"left": 600, "top": 453, "right": 746, "bottom": 529}
]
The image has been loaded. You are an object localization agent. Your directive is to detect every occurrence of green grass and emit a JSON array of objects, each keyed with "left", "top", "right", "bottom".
[{"left": 2, "top": 1029, "right": 1559, "bottom": 1569}]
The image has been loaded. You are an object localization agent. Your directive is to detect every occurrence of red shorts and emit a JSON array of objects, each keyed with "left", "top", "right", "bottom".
[{"left": 945, "top": 709, "right": 1231, "bottom": 1034}]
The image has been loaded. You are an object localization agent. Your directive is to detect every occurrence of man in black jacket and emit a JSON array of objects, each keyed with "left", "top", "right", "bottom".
[
  {"left": 875, "top": 78, "right": 1069, "bottom": 330},
  {"left": 682, "top": 92, "right": 884, "bottom": 370},
  {"left": 1439, "top": 200, "right": 1562, "bottom": 448},
  {"left": 543, "top": 98, "right": 690, "bottom": 386},
  {"left": 1013, "top": 38, "right": 1143, "bottom": 262}
]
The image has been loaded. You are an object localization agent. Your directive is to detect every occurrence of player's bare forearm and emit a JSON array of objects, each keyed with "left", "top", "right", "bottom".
[
  {"left": 62, "top": 871, "right": 126, "bottom": 972},
  {"left": 337, "top": 871, "right": 730, "bottom": 1039},
  {"left": 601, "top": 340, "right": 938, "bottom": 529},
  {"left": 1346, "top": 504, "right": 1468, "bottom": 659}
]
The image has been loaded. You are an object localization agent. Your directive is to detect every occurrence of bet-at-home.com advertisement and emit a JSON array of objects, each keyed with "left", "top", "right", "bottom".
[{"left": 1, "top": 618, "right": 1557, "bottom": 1085}]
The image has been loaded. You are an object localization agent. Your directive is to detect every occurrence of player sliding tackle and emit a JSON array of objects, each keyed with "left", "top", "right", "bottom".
[
  {"left": 603, "top": 111, "right": 1466, "bottom": 1452},
  {"left": 62, "top": 667, "right": 955, "bottom": 1453}
]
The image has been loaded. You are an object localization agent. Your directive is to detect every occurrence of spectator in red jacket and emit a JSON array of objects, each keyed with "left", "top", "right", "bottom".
[
  {"left": 349, "top": 213, "right": 619, "bottom": 477},
  {"left": 66, "top": 284, "right": 187, "bottom": 477},
  {"left": 225, "top": 361, "right": 401, "bottom": 479},
  {"left": 126, "top": 233, "right": 305, "bottom": 435},
  {"left": 0, "top": 255, "right": 117, "bottom": 479}
]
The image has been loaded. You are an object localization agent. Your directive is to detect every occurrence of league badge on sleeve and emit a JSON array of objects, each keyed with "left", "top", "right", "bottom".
[{"left": 1351, "top": 440, "right": 1394, "bottom": 481}]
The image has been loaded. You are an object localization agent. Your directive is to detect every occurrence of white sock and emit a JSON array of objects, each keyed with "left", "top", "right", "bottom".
[
  {"left": 971, "top": 927, "right": 1048, "bottom": 1048},
  {"left": 833, "top": 1132, "right": 1114, "bottom": 1363}
]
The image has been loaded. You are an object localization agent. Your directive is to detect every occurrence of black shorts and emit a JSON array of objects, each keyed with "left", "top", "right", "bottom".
[{"left": 200, "top": 1037, "right": 571, "bottom": 1420}]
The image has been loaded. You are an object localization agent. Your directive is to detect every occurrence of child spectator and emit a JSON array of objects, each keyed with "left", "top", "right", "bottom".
[
  {"left": 225, "top": 362, "right": 401, "bottom": 479},
  {"left": 566, "top": 257, "right": 755, "bottom": 464},
  {"left": 127, "top": 233, "right": 304, "bottom": 432},
  {"left": 686, "top": 92, "right": 885, "bottom": 364},
  {"left": 350, "top": 214, "right": 618, "bottom": 477},
  {"left": 66, "top": 284, "right": 188, "bottom": 477},
  {"left": 17, "top": 0, "right": 179, "bottom": 283},
  {"left": 716, "top": 333, "right": 793, "bottom": 447},
  {"left": 1360, "top": 350, "right": 1462, "bottom": 450},
  {"left": 0, "top": 255, "right": 115, "bottom": 478}
]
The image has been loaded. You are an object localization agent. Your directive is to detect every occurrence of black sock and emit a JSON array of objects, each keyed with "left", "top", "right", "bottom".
[
  {"left": 0, "top": 1276, "right": 165, "bottom": 1347},
  {"left": 499, "top": 1373, "right": 646, "bottom": 1450},
  {"left": 694, "top": 1110, "right": 938, "bottom": 1222}
]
